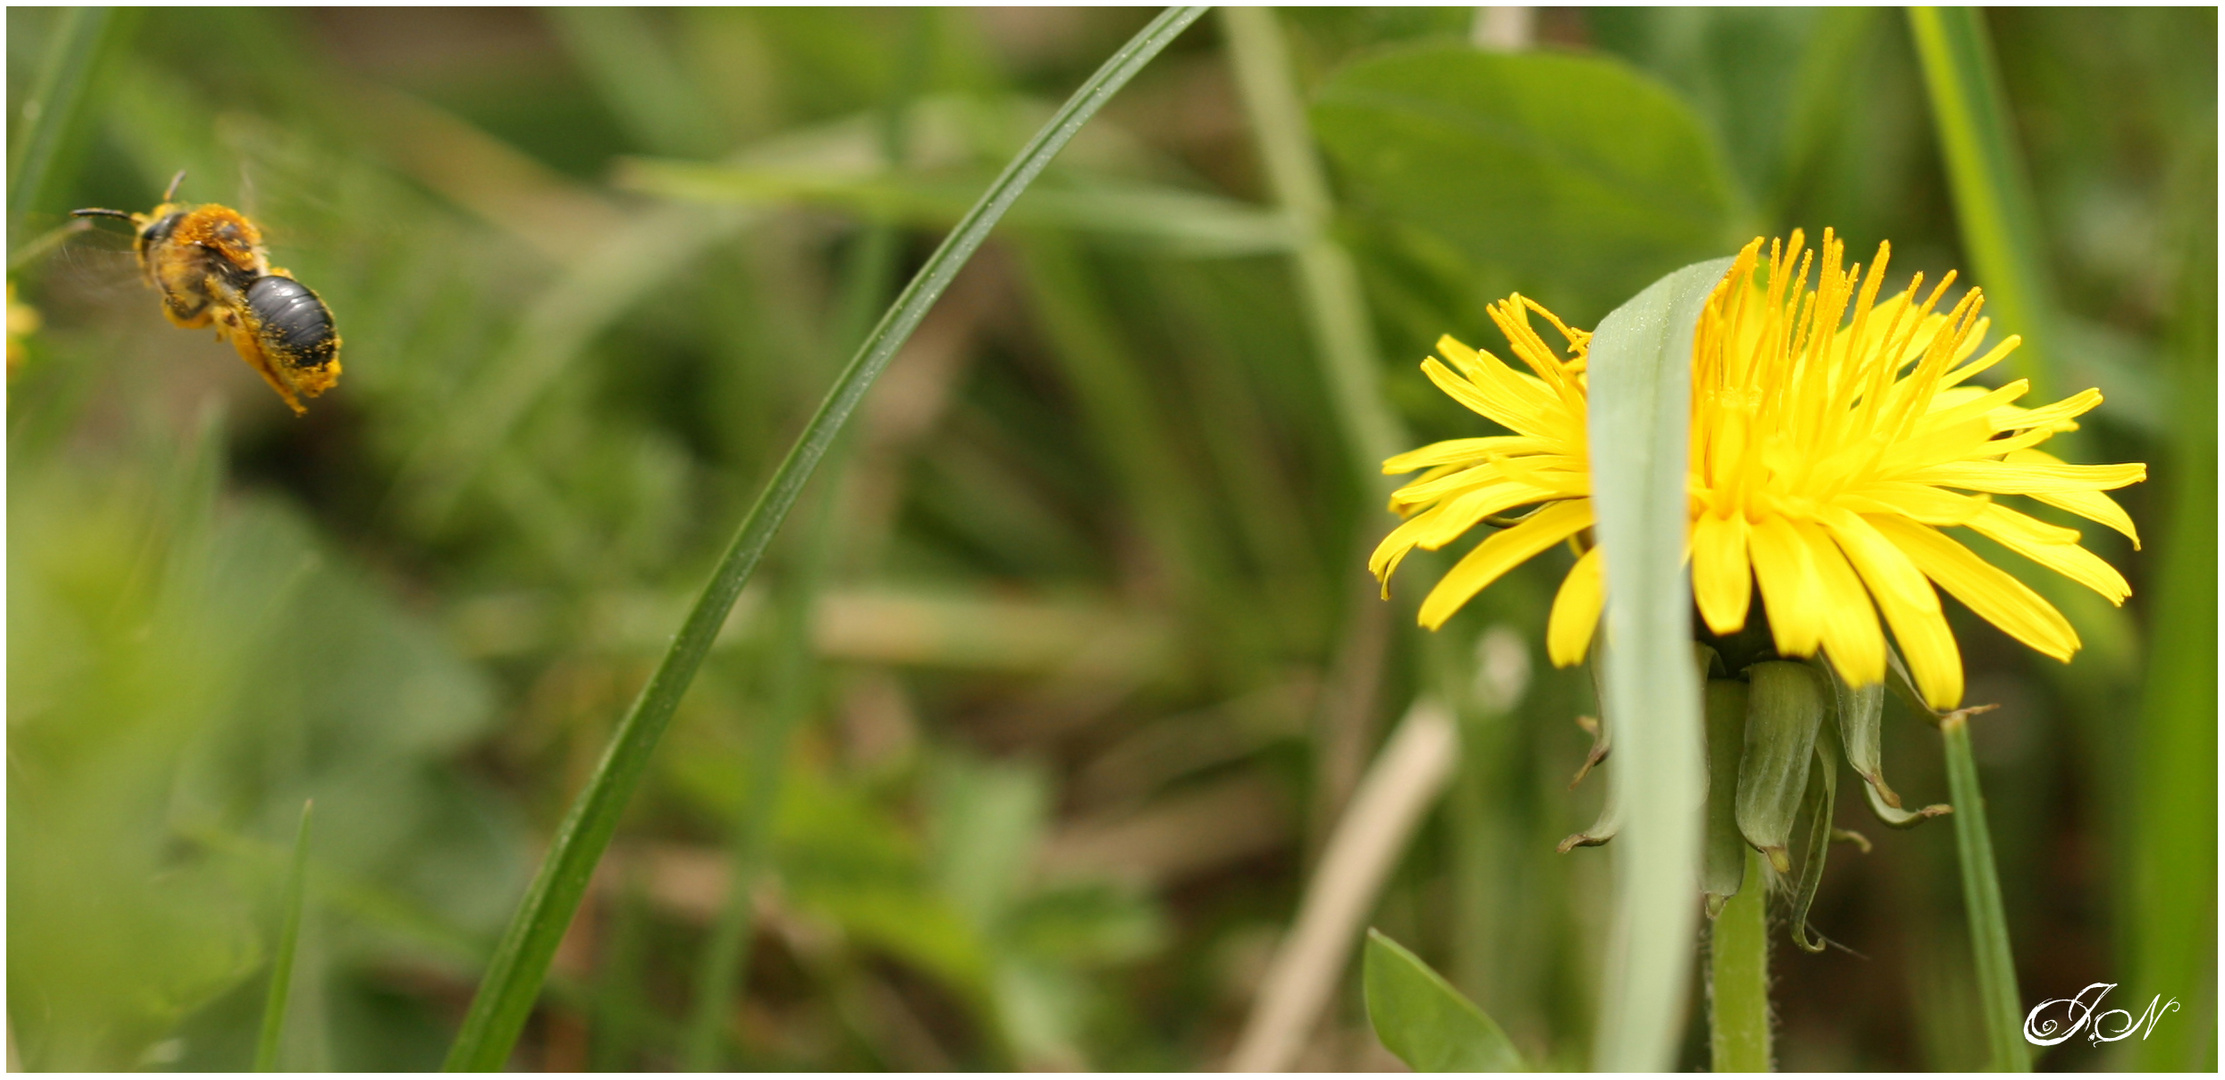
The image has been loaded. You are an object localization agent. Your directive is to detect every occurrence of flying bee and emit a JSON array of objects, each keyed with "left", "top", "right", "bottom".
[{"left": 73, "top": 171, "right": 341, "bottom": 415}]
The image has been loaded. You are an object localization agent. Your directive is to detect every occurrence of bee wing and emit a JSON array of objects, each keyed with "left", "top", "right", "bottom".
[{"left": 29, "top": 221, "right": 147, "bottom": 307}]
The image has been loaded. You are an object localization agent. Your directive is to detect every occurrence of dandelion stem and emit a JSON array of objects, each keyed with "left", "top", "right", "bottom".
[
  {"left": 1708, "top": 850, "right": 1771, "bottom": 1072},
  {"left": 436, "top": 9, "right": 1209, "bottom": 1069},
  {"left": 1939, "top": 711, "right": 2031, "bottom": 1071}
]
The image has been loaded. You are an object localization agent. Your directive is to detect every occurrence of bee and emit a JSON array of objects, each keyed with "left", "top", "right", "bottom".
[{"left": 73, "top": 171, "right": 340, "bottom": 414}]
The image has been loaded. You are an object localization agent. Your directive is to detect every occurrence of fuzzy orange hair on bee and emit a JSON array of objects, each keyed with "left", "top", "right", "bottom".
[{"left": 73, "top": 171, "right": 341, "bottom": 415}]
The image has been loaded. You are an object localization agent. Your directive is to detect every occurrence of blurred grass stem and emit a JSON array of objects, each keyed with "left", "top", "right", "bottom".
[
  {"left": 438, "top": 9, "right": 1208, "bottom": 1068},
  {"left": 2129, "top": 142, "right": 2218, "bottom": 1071},
  {"left": 1225, "top": 702, "right": 1459, "bottom": 1071},
  {"left": 254, "top": 800, "right": 314, "bottom": 1072},
  {"left": 1220, "top": 5, "right": 1408, "bottom": 488},
  {"left": 1904, "top": 8, "right": 2068, "bottom": 421},
  {"left": 8, "top": 7, "right": 127, "bottom": 240},
  {"left": 680, "top": 153, "right": 911, "bottom": 1079},
  {"left": 1940, "top": 710, "right": 2029, "bottom": 1071},
  {"left": 1708, "top": 850, "right": 1770, "bottom": 1072}
]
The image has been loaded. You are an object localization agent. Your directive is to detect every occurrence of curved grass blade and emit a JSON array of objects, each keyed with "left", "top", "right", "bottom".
[
  {"left": 8, "top": 7, "right": 130, "bottom": 241},
  {"left": 254, "top": 800, "right": 314, "bottom": 1072},
  {"left": 438, "top": 8, "right": 1210, "bottom": 1069},
  {"left": 1584, "top": 255, "right": 1731, "bottom": 1071},
  {"left": 1364, "top": 930, "right": 1525, "bottom": 1072}
]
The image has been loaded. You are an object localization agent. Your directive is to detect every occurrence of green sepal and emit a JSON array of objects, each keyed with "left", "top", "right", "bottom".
[
  {"left": 1862, "top": 780, "right": 1952, "bottom": 829},
  {"left": 1560, "top": 651, "right": 1620, "bottom": 850},
  {"left": 1558, "top": 779, "right": 1623, "bottom": 852},
  {"left": 1736, "top": 661, "right": 1828, "bottom": 873},
  {"left": 1883, "top": 646, "right": 1940, "bottom": 725},
  {"left": 1788, "top": 733, "right": 1839, "bottom": 954},
  {"left": 1702, "top": 677, "right": 1750, "bottom": 916},
  {"left": 1824, "top": 661, "right": 1898, "bottom": 805},
  {"left": 1830, "top": 656, "right": 1953, "bottom": 827}
]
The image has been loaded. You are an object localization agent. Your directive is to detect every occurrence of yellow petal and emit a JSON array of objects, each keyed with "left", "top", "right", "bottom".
[
  {"left": 1383, "top": 435, "right": 1552, "bottom": 475},
  {"left": 1691, "top": 510, "right": 1752, "bottom": 635},
  {"left": 1394, "top": 458, "right": 1580, "bottom": 509},
  {"left": 1419, "top": 499, "right": 1594, "bottom": 630},
  {"left": 1915, "top": 379, "right": 2029, "bottom": 429},
  {"left": 1993, "top": 387, "right": 2102, "bottom": 432},
  {"left": 1964, "top": 503, "right": 2132, "bottom": 603},
  {"left": 1799, "top": 520, "right": 1886, "bottom": 687},
  {"left": 1747, "top": 514, "right": 1824, "bottom": 657},
  {"left": 1822, "top": 508, "right": 1939, "bottom": 615},
  {"left": 1369, "top": 505, "right": 1444, "bottom": 590},
  {"left": 2007, "top": 450, "right": 2140, "bottom": 547},
  {"left": 2024, "top": 488, "right": 2141, "bottom": 549},
  {"left": 1829, "top": 511, "right": 1963, "bottom": 709},
  {"left": 1422, "top": 355, "right": 1558, "bottom": 440},
  {"left": 1547, "top": 544, "right": 1605, "bottom": 667},
  {"left": 1844, "top": 482, "right": 1989, "bottom": 526},
  {"left": 1936, "top": 333, "right": 2021, "bottom": 390},
  {"left": 1869, "top": 516, "right": 2080, "bottom": 660},
  {"left": 1900, "top": 459, "right": 2147, "bottom": 494},
  {"left": 1413, "top": 481, "right": 1562, "bottom": 550}
]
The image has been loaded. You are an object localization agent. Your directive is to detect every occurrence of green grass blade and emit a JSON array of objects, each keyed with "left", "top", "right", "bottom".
[
  {"left": 1940, "top": 712, "right": 2031, "bottom": 1071},
  {"left": 1584, "top": 256, "right": 1731, "bottom": 1070},
  {"left": 7, "top": 7, "right": 129, "bottom": 241},
  {"left": 437, "top": 8, "right": 1208, "bottom": 1069},
  {"left": 1364, "top": 930, "right": 1526, "bottom": 1071},
  {"left": 254, "top": 800, "right": 315, "bottom": 1072}
]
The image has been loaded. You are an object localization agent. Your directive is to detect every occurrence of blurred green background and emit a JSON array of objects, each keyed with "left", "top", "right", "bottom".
[{"left": 6, "top": 7, "right": 2214, "bottom": 1071}]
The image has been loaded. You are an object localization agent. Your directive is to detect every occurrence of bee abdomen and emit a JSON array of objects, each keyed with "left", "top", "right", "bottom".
[{"left": 245, "top": 274, "right": 338, "bottom": 370}]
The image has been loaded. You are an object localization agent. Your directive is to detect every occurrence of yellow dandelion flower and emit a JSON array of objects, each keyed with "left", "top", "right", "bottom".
[
  {"left": 7, "top": 280, "right": 41, "bottom": 377},
  {"left": 1371, "top": 229, "right": 2146, "bottom": 710}
]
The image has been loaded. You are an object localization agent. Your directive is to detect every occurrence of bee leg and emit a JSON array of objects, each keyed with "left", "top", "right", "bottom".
[{"left": 217, "top": 312, "right": 305, "bottom": 415}]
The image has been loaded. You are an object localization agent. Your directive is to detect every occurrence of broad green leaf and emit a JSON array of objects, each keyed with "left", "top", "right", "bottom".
[
  {"left": 1582, "top": 255, "right": 1732, "bottom": 1070},
  {"left": 1363, "top": 930, "right": 1524, "bottom": 1072},
  {"left": 1311, "top": 47, "right": 1740, "bottom": 307}
]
